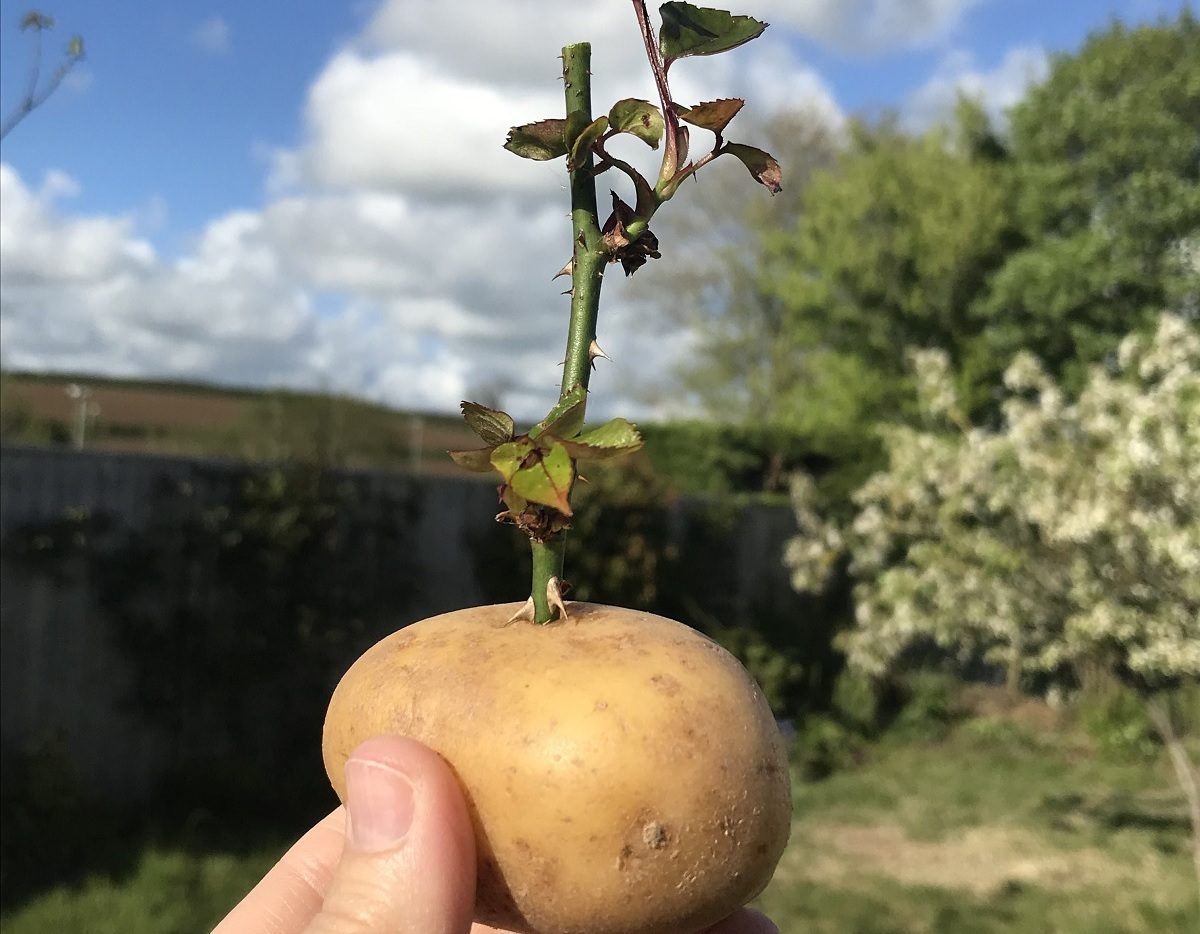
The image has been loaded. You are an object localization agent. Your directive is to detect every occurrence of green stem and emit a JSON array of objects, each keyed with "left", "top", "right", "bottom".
[
  {"left": 531, "top": 538, "right": 566, "bottom": 623},
  {"left": 560, "top": 44, "right": 606, "bottom": 396},
  {"left": 530, "top": 41, "right": 607, "bottom": 623}
]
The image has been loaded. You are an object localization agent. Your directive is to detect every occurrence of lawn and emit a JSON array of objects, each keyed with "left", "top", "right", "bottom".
[
  {"left": 3, "top": 713, "right": 1196, "bottom": 933},
  {"left": 756, "top": 715, "right": 1198, "bottom": 933}
]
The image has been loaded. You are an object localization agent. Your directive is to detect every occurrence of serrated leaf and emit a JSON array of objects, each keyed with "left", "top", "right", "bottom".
[
  {"left": 658, "top": 2, "right": 767, "bottom": 67},
  {"left": 504, "top": 119, "right": 568, "bottom": 161},
  {"left": 531, "top": 384, "right": 587, "bottom": 440},
  {"left": 722, "top": 142, "right": 783, "bottom": 193},
  {"left": 510, "top": 441, "right": 574, "bottom": 515},
  {"left": 490, "top": 438, "right": 537, "bottom": 483},
  {"left": 448, "top": 447, "right": 496, "bottom": 472},
  {"left": 676, "top": 98, "right": 744, "bottom": 135},
  {"left": 569, "top": 115, "right": 609, "bottom": 169},
  {"left": 608, "top": 98, "right": 664, "bottom": 149},
  {"left": 461, "top": 401, "right": 515, "bottom": 445},
  {"left": 559, "top": 418, "right": 645, "bottom": 460}
]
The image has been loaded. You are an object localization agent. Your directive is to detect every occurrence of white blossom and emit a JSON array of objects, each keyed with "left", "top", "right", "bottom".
[{"left": 785, "top": 313, "right": 1200, "bottom": 684}]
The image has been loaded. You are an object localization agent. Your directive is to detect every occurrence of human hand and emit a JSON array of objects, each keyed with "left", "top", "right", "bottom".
[{"left": 213, "top": 735, "right": 778, "bottom": 934}]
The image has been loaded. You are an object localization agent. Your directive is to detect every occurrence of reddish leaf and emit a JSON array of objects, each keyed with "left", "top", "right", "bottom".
[
  {"left": 504, "top": 119, "right": 568, "bottom": 161},
  {"left": 448, "top": 447, "right": 495, "bottom": 472},
  {"left": 676, "top": 98, "right": 744, "bottom": 135},
  {"left": 460, "top": 400, "right": 515, "bottom": 445},
  {"left": 722, "top": 142, "right": 783, "bottom": 193}
]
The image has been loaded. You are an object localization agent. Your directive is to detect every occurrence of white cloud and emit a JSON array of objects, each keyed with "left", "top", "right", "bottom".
[
  {"left": 756, "top": 0, "right": 985, "bottom": 54},
  {"left": 2, "top": 1, "right": 845, "bottom": 421},
  {"left": 0, "top": 164, "right": 576, "bottom": 414},
  {"left": 0, "top": 166, "right": 154, "bottom": 284},
  {"left": 289, "top": 49, "right": 565, "bottom": 196},
  {"left": 365, "top": 2, "right": 637, "bottom": 88},
  {"left": 904, "top": 44, "right": 1049, "bottom": 130},
  {"left": 193, "top": 16, "right": 231, "bottom": 55}
]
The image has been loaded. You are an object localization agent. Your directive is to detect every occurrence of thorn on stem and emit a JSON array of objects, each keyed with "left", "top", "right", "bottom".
[
  {"left": 589, "top": 339, "right": 612, "bottom": 363},
  {"left": 502, "top": 597, "right": 536, "bottom": 627},
  {"left": 547, "top": 577, "right": 569, "bottom": 622}
]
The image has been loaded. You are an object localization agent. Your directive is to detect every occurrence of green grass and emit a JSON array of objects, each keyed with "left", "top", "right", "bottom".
[
  {"left": 0, "top": 845, "right": 279, "bottom": 934},
  {"left": 3, "top": 717, "right": 1197, "bottom": 934},
  {"left": 754, "top": 717, "right": 1198, "bottom": 933}
]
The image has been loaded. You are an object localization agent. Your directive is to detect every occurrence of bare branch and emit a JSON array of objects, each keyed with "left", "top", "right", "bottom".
[{"left": 1, "top": 11, "right": 85, "bottom": 141}]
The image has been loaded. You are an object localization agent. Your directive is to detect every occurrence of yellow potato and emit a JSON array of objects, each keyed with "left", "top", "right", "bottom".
[{"left": 322, "top": 602, "right": 791, "bottom": 934}]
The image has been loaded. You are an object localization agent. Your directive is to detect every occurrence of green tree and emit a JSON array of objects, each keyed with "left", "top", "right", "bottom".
[
  {"left": 761, "top": 103, "right": 1015, "bottom": 451},
  {"left": 976, "top": 13, "right": 1200, "bottom": 390},
  {"left": 681, "top": 15, "right": 1197, "bottom": 489},
  {"left": 633, "top": 108, "right": 842, "bottom": 490},
  {"left": 786, "top": 314, "right": 1200, "bottom": 898}
]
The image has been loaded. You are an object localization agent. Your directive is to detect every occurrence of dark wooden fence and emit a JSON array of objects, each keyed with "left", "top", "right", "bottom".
[{"left": 0, "top": 444, "right": 800, "bottom": 801}]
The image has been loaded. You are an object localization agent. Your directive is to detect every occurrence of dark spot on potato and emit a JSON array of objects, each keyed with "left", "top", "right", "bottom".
[
  {"left": 642, "top": 821, "right": 669, "bottom": 849},
  {"left": 617, "top": 843, "right": 633, "bottom": 870},
  {"left": 649, "top": 673, "right": 681, "bottom": 695},
  {"left": 594, "top": 700, "right": 608, "bottom": 711}
]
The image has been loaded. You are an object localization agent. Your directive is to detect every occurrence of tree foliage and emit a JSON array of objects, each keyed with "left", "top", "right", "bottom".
[
  {"left": 646, "top": 14, "right": 1199, "bottom": 494},
  {"left": 639, "top": 109, "right": 850, "bottom": 488},
  {"left": 785, "top": 311, "right": 1200, "bottom": 891},
  {"left": 977, "top": 12, "right": 1200, "bottom": 388},
  {"left": 762, "top": 103, "right": 1016, "bottom": 424},
  {"left": 785, "top": 313, "right": 1200, "bottom": 691}
]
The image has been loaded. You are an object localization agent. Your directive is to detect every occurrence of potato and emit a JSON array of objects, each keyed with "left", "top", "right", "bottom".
[{"left": 322, "top": 602, "right": 791, "bottom": 934}]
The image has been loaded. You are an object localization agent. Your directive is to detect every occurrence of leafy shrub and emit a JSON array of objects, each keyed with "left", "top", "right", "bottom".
[
  {"left": 1076, "top": 675, "right": 1160, "bottom": 761},
  {"left": 790, "top": 714, "right": 865, "bottom": 780},
  {"left": 830, "top": 667, "right": 881, "bottom": 733},
  {"left": 887, "top": 671, "right": 964, "bottom": 742},
  {"left": 960, "top": 715, "right": 1036, "bottom": 749}
]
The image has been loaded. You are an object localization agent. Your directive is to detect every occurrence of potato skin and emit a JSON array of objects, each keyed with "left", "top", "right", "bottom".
[{"left": 322, "top": 602, "right": 791, "bottom": 934}]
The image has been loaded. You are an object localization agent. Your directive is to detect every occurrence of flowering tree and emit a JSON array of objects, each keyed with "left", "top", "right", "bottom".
[{"left": 786, "top": 313, "right": 1200, "bottom": 892}]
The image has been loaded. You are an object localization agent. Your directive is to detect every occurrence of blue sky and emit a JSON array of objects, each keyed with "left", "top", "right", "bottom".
[
  {"left": 0, "top": 0, "right": 363, "bottom": 244},
  {"left": 0, "top": 0, "right": 1194, "bottom": 417}
]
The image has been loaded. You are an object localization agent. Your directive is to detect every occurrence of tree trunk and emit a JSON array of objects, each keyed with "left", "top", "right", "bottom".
[{"left": 1145, "top": 697, "right": 1200, "bottom": 911}]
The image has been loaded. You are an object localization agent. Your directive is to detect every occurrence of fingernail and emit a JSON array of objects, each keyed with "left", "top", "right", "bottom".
[{"left": 345, "top": 758, "right": 416, "bottom": 853}]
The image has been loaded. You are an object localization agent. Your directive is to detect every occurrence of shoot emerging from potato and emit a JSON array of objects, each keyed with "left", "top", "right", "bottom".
[{"left": 448, "top": 1, "right": 782, "bottom": 623}]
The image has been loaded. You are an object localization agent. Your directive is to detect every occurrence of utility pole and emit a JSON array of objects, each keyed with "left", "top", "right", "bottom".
[{"left": 64, "top": 382, "right": 97, "bottom": 449}]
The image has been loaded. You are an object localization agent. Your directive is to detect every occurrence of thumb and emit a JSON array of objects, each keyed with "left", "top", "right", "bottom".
[{"left": 305, "top": 736, "right": 477, "bottom": 934}]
